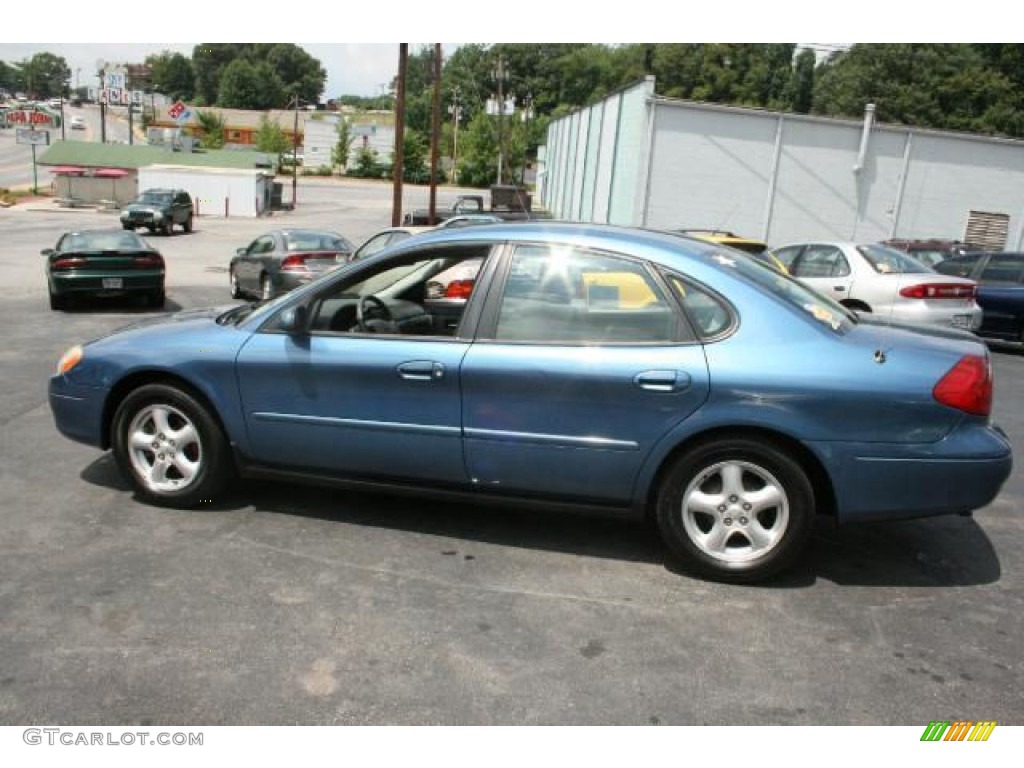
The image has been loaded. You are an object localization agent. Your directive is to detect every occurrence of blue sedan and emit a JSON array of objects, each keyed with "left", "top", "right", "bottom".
[{"left": 49, "top": 223, "right": 1012, "bottom": 582}]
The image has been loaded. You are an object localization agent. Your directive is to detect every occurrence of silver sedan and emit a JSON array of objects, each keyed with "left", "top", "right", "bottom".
[{"left": 770, "top": 241, "right": 982, "bottom": 331}]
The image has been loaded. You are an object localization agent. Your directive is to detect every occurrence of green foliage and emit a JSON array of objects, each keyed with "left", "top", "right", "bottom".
[
  {"left": 332, "top": 119, "right": 352, "bottom": 170},
  {"left": 146, "top": 51, "right": 194, "bottom": 101},
  {"left": 335, "top": 94, "right": 394, "bottom": 111},
  {"left": 347, "top": 147, "right": 384, "bottom": 179},
  {"left": 193, "top": 43, "right": 324, "bottom": 108},
  {"left": 256, "top": 115, "right": 290, "bottom": 154},
  {"left": 19, "top": 52, "right": 71, "bottom": 97},
  {"left": 217, "top": 58, "right": 285, "bottom": 109},
  {"left": 812, "top": 44, "right": 1024, "bottom": 136},
  {"left": 195, "top": 110, "right": 226, "bottom": 148}
]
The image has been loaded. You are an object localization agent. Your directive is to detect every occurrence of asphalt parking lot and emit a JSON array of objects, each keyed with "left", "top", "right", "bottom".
[{"left": 1, "top": 178, "right": 1022, "bottom": 725}]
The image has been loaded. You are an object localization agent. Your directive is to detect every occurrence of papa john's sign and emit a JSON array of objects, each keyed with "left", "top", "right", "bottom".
[{"left": 6, "top": 109, "right": 58, "bottom": 128}]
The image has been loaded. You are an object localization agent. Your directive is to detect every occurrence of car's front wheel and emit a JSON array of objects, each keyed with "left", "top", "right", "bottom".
[
  {"left": 655, "top": 437, "right": 814, "bottom": 583},
  {"left": 184, "top": 214, "right": 193, "bottom": 233},
  {"left": 112, "top": 384, "right": 232, "bottom": 508}
]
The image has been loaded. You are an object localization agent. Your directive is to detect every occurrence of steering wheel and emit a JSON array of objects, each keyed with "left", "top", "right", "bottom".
[{"left": 356, "top": 295, "right": 395, "bottom": 333}]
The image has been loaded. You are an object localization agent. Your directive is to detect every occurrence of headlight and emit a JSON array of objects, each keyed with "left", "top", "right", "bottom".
[
  {"left": 56, "top": 345, "right": 83, "bottom": 376},
  {"left": 152, "top": 211, "right": 164, "bottom": 220}
]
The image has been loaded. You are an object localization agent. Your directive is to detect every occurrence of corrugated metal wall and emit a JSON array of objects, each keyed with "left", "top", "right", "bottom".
[{"left": 541, "top": 80, "right": 1024, "bottom": 249}]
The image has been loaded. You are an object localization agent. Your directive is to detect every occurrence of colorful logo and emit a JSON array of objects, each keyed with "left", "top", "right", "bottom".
[{"left": 920, "top": 721, "right": 996, "bottom": 742}]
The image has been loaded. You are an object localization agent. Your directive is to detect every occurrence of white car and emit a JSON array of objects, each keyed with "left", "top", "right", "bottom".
[
  {"left": 69, "top": 116, "right": 85, "bottom": 130},
  {"left": 770, "top": 241, "right": 982, "bottom": 331}
]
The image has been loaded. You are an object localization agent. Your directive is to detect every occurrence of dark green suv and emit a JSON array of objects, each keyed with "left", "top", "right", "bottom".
[{"left": 120, "top": 188, "right": 194, "bottom": 236}]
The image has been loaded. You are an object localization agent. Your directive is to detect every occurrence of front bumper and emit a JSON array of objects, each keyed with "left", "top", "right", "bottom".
[{"left": 49, "top": 376, "right": 108, "bottom": 449}]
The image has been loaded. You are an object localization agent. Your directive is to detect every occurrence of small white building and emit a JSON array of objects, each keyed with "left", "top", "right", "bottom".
[
  {"left": 541, "top": 76, "right": 1024, "bottom": 250},
  {"left": 136, "top": 165, "right": 275, "bottom": 218}
]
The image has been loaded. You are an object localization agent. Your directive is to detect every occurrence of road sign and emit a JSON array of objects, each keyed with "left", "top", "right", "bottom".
[
  {"left": 16, "top": 129, "right": 50, "bottom": 146},
  {"left": 7, "top": 109, "right": 57, "bottom": 127},
  {"left": 104, "top": 71, "right": 126, "bottom": 91},
  {"left": 168, "top": 101, "right": 192, "bottom": 123}
]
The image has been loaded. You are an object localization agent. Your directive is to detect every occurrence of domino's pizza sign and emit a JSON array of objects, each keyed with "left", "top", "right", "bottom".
[{"left": 168, "top": 101, "right": 193, "bottom": 124}]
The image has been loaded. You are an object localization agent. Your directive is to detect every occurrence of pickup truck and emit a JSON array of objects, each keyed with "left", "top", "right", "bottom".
[{"left": 404, "top": 185, "right": 550, "bottom": 225}]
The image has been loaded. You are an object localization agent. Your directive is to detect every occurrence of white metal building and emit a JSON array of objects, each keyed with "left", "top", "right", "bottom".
[
  {"left": 540, "top": 77, "right": 1024, "bottom": 250},
  {"left": 137, "top": 165, "right": 275, "bottom": 218}
]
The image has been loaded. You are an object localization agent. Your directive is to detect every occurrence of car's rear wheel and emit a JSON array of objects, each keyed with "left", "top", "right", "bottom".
[
  {"left": 48, "top": 289, "right": 66, "bottom": 311},
  {"left": 655, "top": 437, "right": 814, "bottom": 583},
  {"left": 122, "top": 224, "right": 133, "bottom": 231},
  {"left": 112, "top": 384, "right": 231, "bottom": 508}
]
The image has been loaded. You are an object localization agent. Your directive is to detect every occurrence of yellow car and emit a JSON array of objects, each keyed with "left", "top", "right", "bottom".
[{"left": 677, "top": 229, "right": 789, "bottom": 274}]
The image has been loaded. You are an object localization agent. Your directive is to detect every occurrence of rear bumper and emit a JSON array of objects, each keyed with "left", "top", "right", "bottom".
[
  {"left": 50, "top": 271, "right": 164, "bottom": 295},
  {"left": 810, "top": 421, "right": 1012, "bottom": 523},
  {"left": 888, "top": 302, "right": 983, "bottom": 331}
]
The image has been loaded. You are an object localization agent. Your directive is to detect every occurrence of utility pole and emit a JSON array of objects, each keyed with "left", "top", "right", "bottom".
[
  {"left": 290, "top": 93, "right": 300, "bottom": 207},
  {"left": 448, "top": 87, "right": 461, "bottom": 186},
  {"left": 492, "top": 55, "right": 508, "bottom": 185},
  {"left": 392, "top": 44, "right": 408, "bottom": 227},
  {"left": 98, "top": 67, "right": 107, "bottom": 144},
  {"left": 428, "top": 43, "right": 442, "bottom": 225}
]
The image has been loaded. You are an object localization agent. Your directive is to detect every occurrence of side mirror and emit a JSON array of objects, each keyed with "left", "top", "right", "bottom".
[
  {"left": 41, "top": 248, "right": 55, "bottom": 257},
  {"left": 236, "top": 247, "right": 247, "bottom": 257},
  {"left": 277, "top": 305, "right": 309, "bottom": 335}
]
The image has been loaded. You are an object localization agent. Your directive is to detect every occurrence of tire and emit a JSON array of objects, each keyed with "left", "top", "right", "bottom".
[
  {"left": 655, "top": 437, "right": 814, "bottom": 583},
  {"left": 48, "top": 289, "right": 66, "bottom": 311},
  {"left": 163, "top": 219, "right": 173, "bottom": 236},
  {"left": 183, "top": 214, "right": 193, "bottom": 233},
  {"left": 111, "top": 383, "right": 232, "bottom": 508},
  {"left": 260, "top": 274, "right": 275, "bottom": 301},
  {"left": 229, "top": 267, "right": 242, "bottom": 299},
  {"left": 122, "top": 223, "right": 133, "bottom": 231},
  {"left": 149, "top": 289, "right": 166, "bottom": 308}
]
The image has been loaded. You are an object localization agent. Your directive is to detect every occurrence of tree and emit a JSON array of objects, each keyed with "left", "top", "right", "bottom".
[
  {"left": 265, "top": 44, "right": 326, "bottom": 106},
  {"left": 331, "top": 118, "right": 352, "bottom": 171},
  {"left": 256, "top": 115, "right": 290, "bottom": 154},
  {"left": 217, "top": 58, "right": 284, "bottom": 109},
  {"left": 147, "top": 51, "right": 194, "bottom": 100},
  {"left": 195, "top": 110, "right": 226, "bottom": 148},
  {"left": 789, "top": 48, "right": 815, "bottom": 113},
  {"left": 457, "top": 111, "right": 499, "bottom": 187},
  {"left": 193, "top": 44, "right": 240, "bottom": 105},
  {"left": 20, "top": 52, "right": 70, "bottom": 98},
  {"left": 812, "top": 44, "right": 1022, "bottom": 137}
]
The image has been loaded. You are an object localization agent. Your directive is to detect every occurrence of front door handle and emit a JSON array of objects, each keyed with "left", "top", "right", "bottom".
[
  {"left": 634, "top": 370, "right": 691, "bottom": 393},
  {"left": 397, "top": 360, "right": 445, "bottom": 381},
  {"left": 833, "top": 285, "right": 847, "bottom": 292}
]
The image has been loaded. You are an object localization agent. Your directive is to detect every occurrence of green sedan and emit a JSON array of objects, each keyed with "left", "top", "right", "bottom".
[{"left": 44, "top": 229, "right": 166, "bottom": 311}]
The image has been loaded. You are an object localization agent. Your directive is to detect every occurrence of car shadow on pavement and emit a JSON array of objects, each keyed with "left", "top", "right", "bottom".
[
  {"left": 58, "top": 296, "right": 184, "bottom": 314},
  {"left": 79, "top": 456, "right": 1002, "bottom": 588}
]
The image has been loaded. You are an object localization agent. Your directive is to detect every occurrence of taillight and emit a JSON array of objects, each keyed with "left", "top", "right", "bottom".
[
  {"left": 281, "top": 254, "right": 309, "bottom": 271},
  {"left": 900, "top": 283, "right": 976, "bottom": 299},
  {"left": 444, "top": 279, "right": 475, "bottom": 299},
  {"left": 51, "top": 256, "right": 87, "bottom": 270},
  {"left": 933, "top": 355, "right": 992, "bottom": 416},
  {"left": 133, "top": 254, "right": 164, "bottom": 269}
]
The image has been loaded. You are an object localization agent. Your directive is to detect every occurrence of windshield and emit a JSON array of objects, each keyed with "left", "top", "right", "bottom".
[
  {"left": 138, "top": 192, "right": 172, "bottom": 205},
  {"left": 283, "top": 231, "right": 353, "bottom": 252},
  {"left": 857, "top": 244, "right": 932, "bottom": 274},
  {"left": 60, "top": 230, "right": 147, "bottom": 251}
]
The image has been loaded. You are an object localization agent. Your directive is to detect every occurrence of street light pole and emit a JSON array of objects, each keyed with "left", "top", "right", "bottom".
[{"left": 291, "top": 93, "right": 300, "bottom": 208}]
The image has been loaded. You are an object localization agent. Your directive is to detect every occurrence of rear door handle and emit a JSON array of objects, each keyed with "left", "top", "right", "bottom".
[
  {"left": 634, "top": 370, "right": 691, "bottom": 392},
  {"left": 833, "top": 285, "right": 846, "bottom": 292},
  {"left": 397, "top": 360, "right": 445, "bottom": 381}
]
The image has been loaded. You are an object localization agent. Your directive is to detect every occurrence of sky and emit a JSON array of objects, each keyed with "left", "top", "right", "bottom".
[{"left": 0, "top": 3, "right": 1003, "bottom": 100}]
